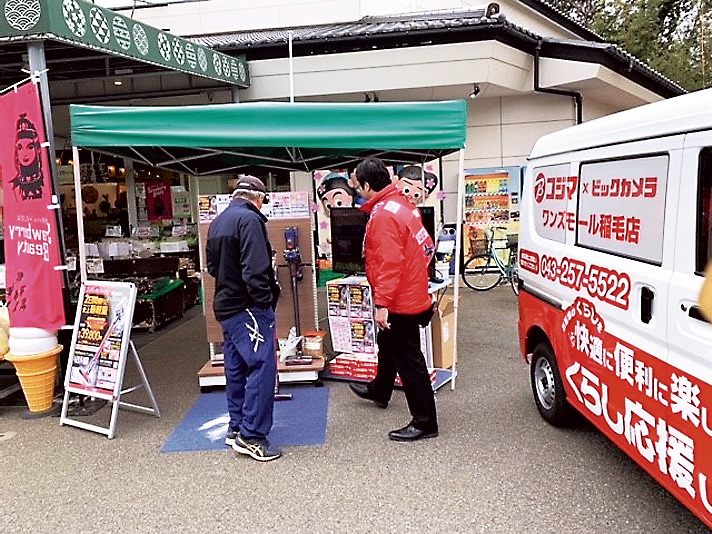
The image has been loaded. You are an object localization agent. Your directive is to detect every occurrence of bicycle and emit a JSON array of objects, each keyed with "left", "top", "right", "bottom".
[{"left": 461, "top": 226, "right": 519, "bottom": 294}]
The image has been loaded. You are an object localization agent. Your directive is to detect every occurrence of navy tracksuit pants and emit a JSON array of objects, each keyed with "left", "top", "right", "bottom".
[{"left": 220, "top": 307, "right": 276, "bottom": 440}]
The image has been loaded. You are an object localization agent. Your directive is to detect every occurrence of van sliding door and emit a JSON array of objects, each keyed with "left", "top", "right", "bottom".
[{"left": 668, "top": 138, "right": 712, "bottom": 385}]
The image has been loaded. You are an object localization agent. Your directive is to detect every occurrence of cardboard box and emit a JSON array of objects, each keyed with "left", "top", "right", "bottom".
[
  {"left": 431, "top": 295, "right": 456, "bottom": 369},
  {"left": 302, "top": 330, "right": 326, "bottom": 358}
]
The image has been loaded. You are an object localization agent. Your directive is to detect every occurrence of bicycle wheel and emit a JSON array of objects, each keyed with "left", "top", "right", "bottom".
[
  {"left": 462, "top": 255, "right": 502, "bottom": 290},
  {"left": 508, "top": 248, "right": 519, "bottom": 295}
]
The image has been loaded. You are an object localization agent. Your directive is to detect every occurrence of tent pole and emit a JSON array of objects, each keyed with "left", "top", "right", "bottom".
[
  {"left": 438, "top": 157, "right": 445, "bottom": 223},
  {"left": 125, "top": 159, "right": 137, "bottom": 234},
  {"left": 72, "top": 146, "right": 87, "bottom": 284},
  {"left": 288, "top": 31, "right": 295, "bottom": 103},
  {"left": 27, "top": 41, "right": 72, "bottom": 319},
  {"left": 451, "top": 148, "right": 465, "bottom": 390}
]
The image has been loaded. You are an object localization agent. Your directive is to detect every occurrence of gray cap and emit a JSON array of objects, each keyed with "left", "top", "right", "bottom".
[{"left": 234, "top": 175, "right": 266, "bottom": 194}]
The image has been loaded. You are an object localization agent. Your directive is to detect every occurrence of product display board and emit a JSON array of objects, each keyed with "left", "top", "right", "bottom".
[
  {"left": 326, "top": 277, "right": 454, "bottom": 389},
  {"left": 198, "top": 195, "right": 318, "bottom": 344},
  {"left": 326, "top": 276, "right": 376, "bottom": 355},
  {"left": 60, "top": 280, "right": 160, "bottom": 439}
]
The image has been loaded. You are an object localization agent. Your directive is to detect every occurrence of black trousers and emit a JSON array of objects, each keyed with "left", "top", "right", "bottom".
[{"left": 369, "top": 312, "right": 438, "bottom": 432}]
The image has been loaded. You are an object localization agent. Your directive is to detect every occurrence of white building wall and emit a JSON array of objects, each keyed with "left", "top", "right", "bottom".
[
  {"left": 239, "top": 41, "right": 531, "bottom": 102},
  {"left": 583, "top": 98, "right": 621, "bottom": 122}
]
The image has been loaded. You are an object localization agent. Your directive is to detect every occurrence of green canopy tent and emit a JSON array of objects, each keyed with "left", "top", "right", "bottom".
[
  {"left": 70, "top": 100, "right": 466, "bottom": 174},
  {"left": 69, "top": 99, "right": 468, "bottom": 386}
]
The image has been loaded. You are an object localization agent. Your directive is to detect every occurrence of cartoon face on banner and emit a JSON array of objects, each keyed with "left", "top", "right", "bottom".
[
  {"left": 11, "top": 113, "right": 45, "bottom": 201},
  {"left": 314, "top": 170, "right": 357, "bottom": 257},
  {"left": 393, "top": 164, "right": 438, "bottom": 205},
  {"left": 316, "top": 172, "right": 357, "bottom": 216}
]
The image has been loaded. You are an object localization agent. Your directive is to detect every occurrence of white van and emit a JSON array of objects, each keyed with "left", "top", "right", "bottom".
[{"left": 518, "top": 88, "right": 712, "bottom": 528}]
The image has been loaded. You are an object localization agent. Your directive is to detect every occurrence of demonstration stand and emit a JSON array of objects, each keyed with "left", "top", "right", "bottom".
[
  {"left": 59, "top": 281, "right": 160, "bottom": 439},
  {"left": 197, "top": 216, "right": 323, "bottom": 389}
]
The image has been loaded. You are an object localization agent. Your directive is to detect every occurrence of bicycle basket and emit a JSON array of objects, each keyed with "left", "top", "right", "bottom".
[
  {"left": 506, "top": 233, "right": 519, "bottom": 248},
  {"left": 469, "top": 237, "right": 489, "bottom": 256}
]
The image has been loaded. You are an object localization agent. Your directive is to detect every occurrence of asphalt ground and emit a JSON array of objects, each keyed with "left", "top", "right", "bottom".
[{"left": 0, "top": 285, "right": 709, "bottom": 533}]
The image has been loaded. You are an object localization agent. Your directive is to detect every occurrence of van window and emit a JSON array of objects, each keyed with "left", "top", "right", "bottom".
[
  {"left": 577, "top": 155, "right": 668, "bottom": 264},
  {"left": 696, "top": 148, "right": 712, "bottom": 273},
  {"left": 532, "top": 164, "right": 575, "bottom": 244}
]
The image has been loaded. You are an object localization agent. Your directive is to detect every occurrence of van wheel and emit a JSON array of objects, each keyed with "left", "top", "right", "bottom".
[{"left": 530, "top": 343, "right": 572, "bottom": 427}]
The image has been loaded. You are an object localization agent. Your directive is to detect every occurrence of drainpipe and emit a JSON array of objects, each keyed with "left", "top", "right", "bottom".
[{"left": 534, "top": 39, "right": 583, "bottom": 124}]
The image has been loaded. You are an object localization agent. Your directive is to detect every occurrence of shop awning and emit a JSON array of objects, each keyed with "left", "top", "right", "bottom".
[
  {"left": 0, "top": 0, "right": 247, "bottom": 87},
  {"left": 69, "top": 100, "right": 467, "bottom": 174}
]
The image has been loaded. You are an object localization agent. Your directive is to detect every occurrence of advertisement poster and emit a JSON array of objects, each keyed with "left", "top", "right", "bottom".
[
  {"left": 66, "top": 282, "right": 136, "bottom": 397},
  {"left": 57, "top": 183, "right": 119, "bottom": 219},
  {"left": 0, "top": 80, "right": 65, "bottom": 329},
  {"left": 265, "top": 191, "right": 311, "bottom": 219},
  {"left": 315, "top": 166, "right": 417, "bottom": 261},
  {"left": 145, "top": 181, "right": 173, "bottom": 220},
  {"left": 198, "top": 194, "right": 231, "bottom": 223},
  {"left": 326, "top": 277, "right": 376, "bottom": 354},
  {"left": 531, "top": 156, "right": 667, "bottom": 264}
]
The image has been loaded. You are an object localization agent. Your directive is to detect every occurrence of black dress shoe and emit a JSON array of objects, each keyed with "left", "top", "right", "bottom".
[
  {"left": 388, "top": 424, "right": 438, "bottom": 442},
  {"left": 348, "top": 383, "right": 388, "bottom": 408}
]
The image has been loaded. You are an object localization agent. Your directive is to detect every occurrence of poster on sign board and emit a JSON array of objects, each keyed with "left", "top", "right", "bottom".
[{"left": 65, "top": 281, "right": 137, "bottom": 399}]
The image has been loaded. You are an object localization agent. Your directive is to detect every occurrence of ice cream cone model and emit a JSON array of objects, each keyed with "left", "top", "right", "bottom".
[{"left": 4, "top": 345, "right": 62, "bottom": 413}]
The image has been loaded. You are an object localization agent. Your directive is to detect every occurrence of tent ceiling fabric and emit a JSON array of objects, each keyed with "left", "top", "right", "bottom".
[{"left": 69, "top": 100, "right": 467, "bottom": 174}]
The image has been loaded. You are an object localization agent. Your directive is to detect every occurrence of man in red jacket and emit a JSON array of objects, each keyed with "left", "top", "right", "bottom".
[{"left": 348, "top": 157, "right": 438, "bottom": 441}]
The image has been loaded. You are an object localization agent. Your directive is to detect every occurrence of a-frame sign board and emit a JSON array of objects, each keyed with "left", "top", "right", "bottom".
[{"left": 60, "top": 281, "right": 160, "bottom": 439}]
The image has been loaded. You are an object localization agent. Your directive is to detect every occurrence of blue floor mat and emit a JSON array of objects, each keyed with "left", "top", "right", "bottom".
[{"left": 160, "top": 386, "right": 329, "bottom": 453}]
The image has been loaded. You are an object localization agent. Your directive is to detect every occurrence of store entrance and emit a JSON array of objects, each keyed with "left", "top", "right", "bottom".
[{"left": 57, "top": 154, "right": 202, "bottom": 334}]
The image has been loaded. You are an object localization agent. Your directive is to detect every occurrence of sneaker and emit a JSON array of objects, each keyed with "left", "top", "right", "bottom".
[
  {"left": 233, "top": 434, "right": 282, "bottom": 462},
  {"left": 225, "top": 428, "right": 238, "bottom": 447}
]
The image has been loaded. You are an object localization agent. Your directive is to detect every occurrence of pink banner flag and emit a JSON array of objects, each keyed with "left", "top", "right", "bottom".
[{"left": 0, "top": 81, "right": 66, "bottom": 329}]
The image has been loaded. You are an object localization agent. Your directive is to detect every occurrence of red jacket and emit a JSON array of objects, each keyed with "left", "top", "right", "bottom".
[{"left": 360, "top": 184, "right": 434, "bottom": 314}]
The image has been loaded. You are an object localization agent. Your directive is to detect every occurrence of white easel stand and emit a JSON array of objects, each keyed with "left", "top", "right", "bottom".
[{"left": 60, "top": 341, "right": 160, "bottom": 439}]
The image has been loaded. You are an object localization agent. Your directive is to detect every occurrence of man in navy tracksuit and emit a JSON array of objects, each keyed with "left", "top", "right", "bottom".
[{"left": 206, "top": 176, "right": 281, "bottom": 462}]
